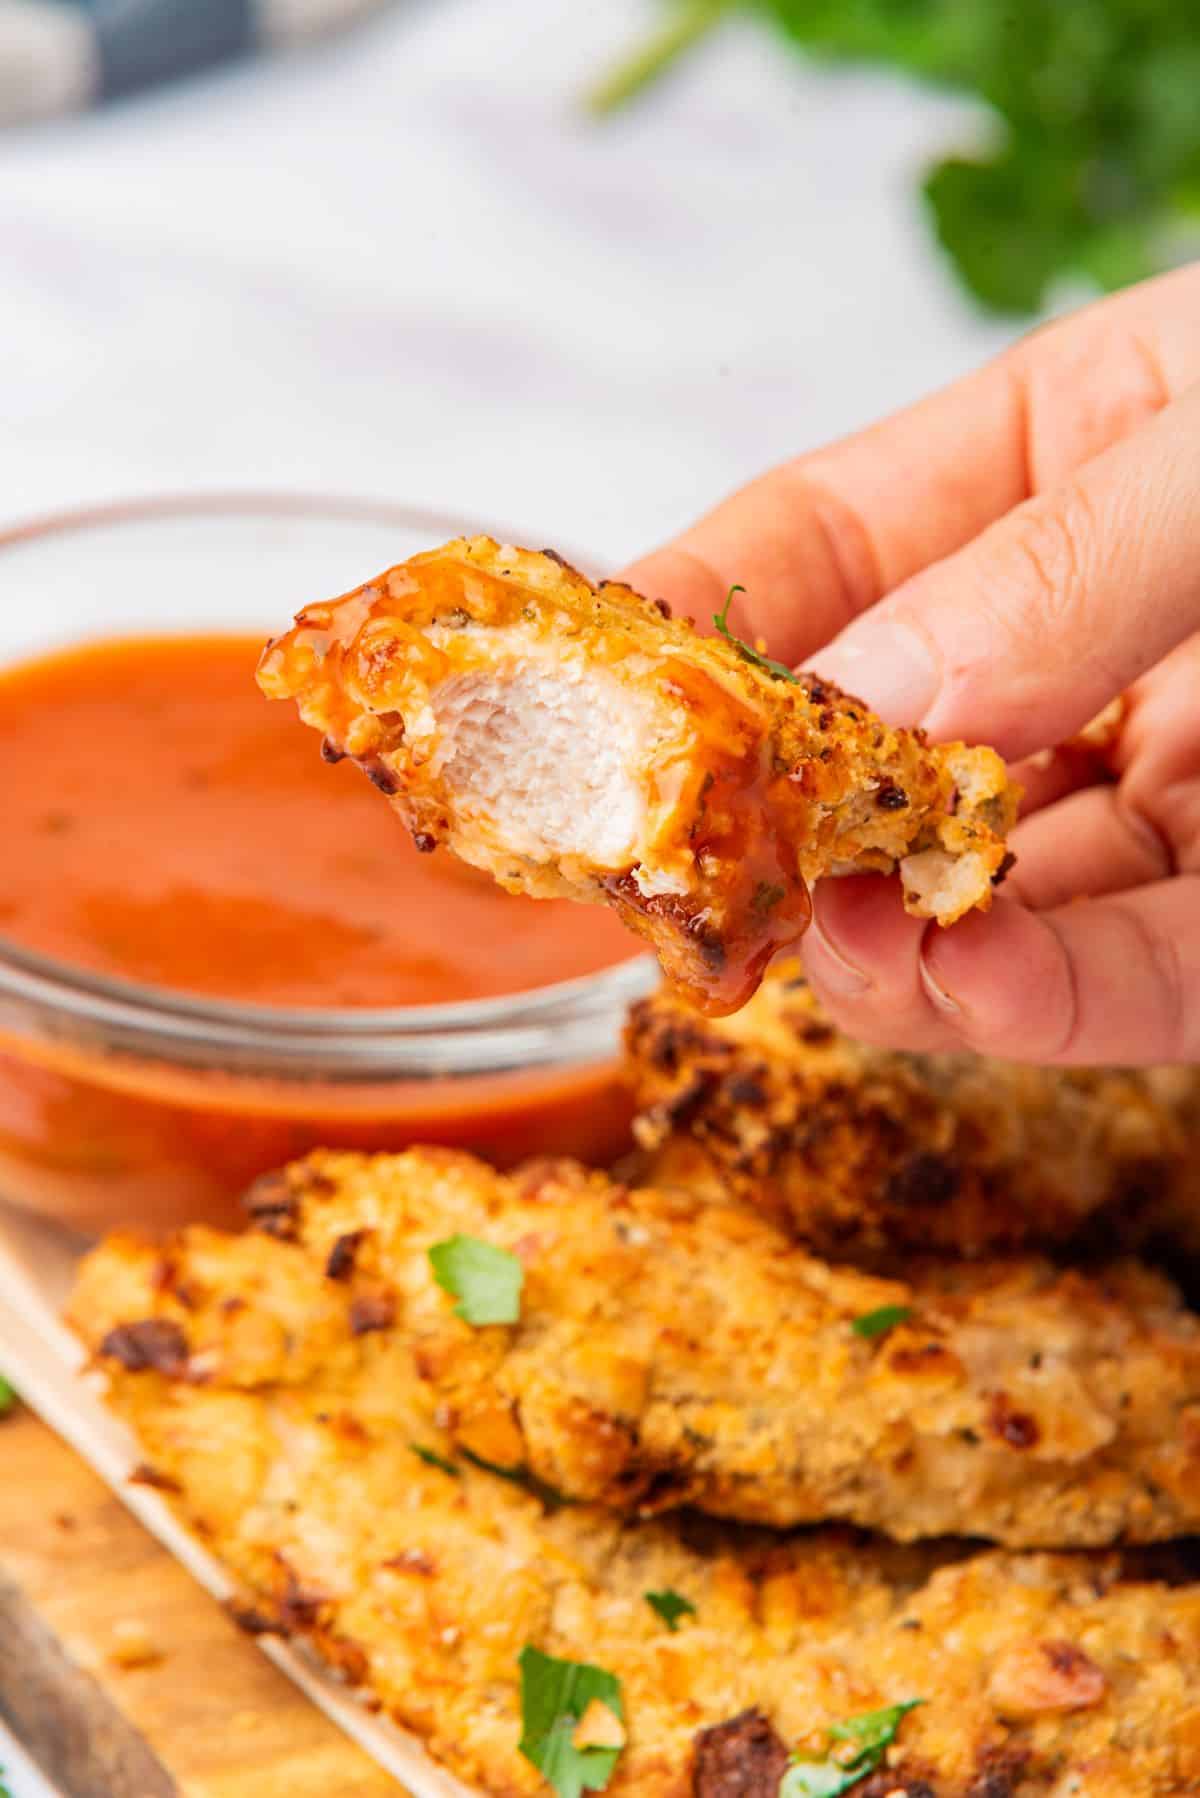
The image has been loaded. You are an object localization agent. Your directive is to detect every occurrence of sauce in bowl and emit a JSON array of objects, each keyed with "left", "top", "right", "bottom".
[
  {"left": 0, "top": 634, "right": 642, "bottom": 1233},
  {"left": 0, "top": 635, "right": 634, "bottom": 1006}
]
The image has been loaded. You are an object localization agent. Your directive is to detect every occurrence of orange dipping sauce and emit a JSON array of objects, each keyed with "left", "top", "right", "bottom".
[
  {"left": 0, "top": 635, "right": 635, "bottom": 1007},
  {"left": 0, "top": 636, "right": 640, "bottom": 1233}
]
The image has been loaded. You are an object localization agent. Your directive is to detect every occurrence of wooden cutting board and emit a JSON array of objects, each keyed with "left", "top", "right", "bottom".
[{"left": 0, "top": 1405, "right": 404, "bottom": 1798}]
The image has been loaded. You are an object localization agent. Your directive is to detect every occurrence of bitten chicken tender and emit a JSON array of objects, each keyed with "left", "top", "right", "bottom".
[
  {"left": 626, "top": 963, "right": 1200, "bottom": 1264},
  {"left": 257, "top": 538, "right": 1017, "bottom": 1013},
  {"left": 71, "top": 1148, "right": 1200, "bottom": 1547},
  {"left": 69, "top": 1221, "right": 1200, "bottom": 1798}
]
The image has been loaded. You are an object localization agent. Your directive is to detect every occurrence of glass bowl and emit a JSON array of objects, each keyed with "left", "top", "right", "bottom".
[{"left": 0, "top": 496, "right": 657, "bottom": 1234}]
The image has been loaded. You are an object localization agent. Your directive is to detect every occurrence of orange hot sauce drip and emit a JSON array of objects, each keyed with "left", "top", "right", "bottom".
[{"left": 602, "top": 657, "right": 814, "bottom": 1016}]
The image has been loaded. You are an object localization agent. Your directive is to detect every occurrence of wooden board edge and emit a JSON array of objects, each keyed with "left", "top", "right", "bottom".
[{"left": 0, "top": 1569, "right": 177, "bottom": 1798}]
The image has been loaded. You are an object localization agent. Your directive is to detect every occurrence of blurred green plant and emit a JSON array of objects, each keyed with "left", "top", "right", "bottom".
[{"left": 591, "top": 1, "right": 1200, "bottom": 314}]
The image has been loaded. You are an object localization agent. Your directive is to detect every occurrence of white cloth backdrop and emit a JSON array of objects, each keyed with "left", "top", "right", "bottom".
[
  {"left": 0, "top": 0, "right": 1023, "bottom": 561},
  {"left": 0, "top": 4, "right": 1030, "bottom": 1791}
]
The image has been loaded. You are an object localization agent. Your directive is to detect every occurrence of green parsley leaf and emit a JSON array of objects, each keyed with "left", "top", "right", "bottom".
[
  {"left": 518, "top": 1645, "right": 626, "bottom": 1798},
  {"left": 714, "top": 586, "right": 799, "bottom": 683},
  {"left": 597, "top": 2, "right": 1200, "bottom": 313},
  {"left": 0, "top": 1375, "right": 15, "bottom": 1417},
  {"left": 644, "top": 1589, "right": 697, "bottom": 1630},
  {"left": 410, "top": 1442, "right": 460, "bottom": 1477},
  {"left": 0, "top": 1770, "right": 11, "bottom": 1798},
  {"left": 780, "top": 1699, "right": 925, "bottom": 1798},
  {"left": 829, "top": 1699, "right": 925, "bottom": 1752},
  {"left": 429, "top": 1234, "right": 523, "bottom": 1325},
  {"left": 460, "top": 1448, "right": 573, "bottom": 1511},
  {"left": 851, "top": 1305, "right": 913, "bottom": 1340}
]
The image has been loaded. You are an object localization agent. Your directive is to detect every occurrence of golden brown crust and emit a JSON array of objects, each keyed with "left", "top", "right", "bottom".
[
  {"left": 68, "top": 1217, "right": 1200, "bottom": 1798},
  {"left": 257, "top": 538, "right": 1017, "bottom": 1013},
  {"left": 71, "top": 1148, "right": 1200, "bottom": 1547},
  {"left": 625, "top": 964, "right": 1200, "bottom": 1264}
]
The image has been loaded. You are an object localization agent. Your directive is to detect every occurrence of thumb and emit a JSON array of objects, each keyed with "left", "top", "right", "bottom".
[{"left": 814, "top": 381, "right": 1200, "bottom": 761}]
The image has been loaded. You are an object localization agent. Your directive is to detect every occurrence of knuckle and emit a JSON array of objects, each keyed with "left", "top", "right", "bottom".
[
  {"left": 971, "top": 481, "right": 1122, "bottom": 692},
  {"left": 783, "top": 466, "right": 885, "bottom": 631},
  {"left": 1107, "top": 897, "right": 1189, "bottom": 1061},
  {"left": 999, "top": 485, "right": 1097, "bottom": 630},
  {"left": 1012, "top": 316, "right": 1171, "bottom": 487}
]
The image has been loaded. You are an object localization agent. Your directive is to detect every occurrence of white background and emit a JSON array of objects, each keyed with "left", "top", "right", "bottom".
[
  {"left": 0, "top": 0, "right": 1023, "bottom": 563},
  {"left": 0, "top": 3, "right": 1030, "bottom": 1791}
]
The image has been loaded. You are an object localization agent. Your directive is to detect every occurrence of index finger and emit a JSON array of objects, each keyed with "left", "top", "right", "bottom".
[{"left": 623, "top": 264, "right": 1200, "bottom": 664}]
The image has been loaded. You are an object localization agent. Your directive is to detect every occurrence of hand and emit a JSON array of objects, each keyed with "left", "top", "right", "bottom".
[{"left": 624, "top": 265, "right": 1200, "bottom": 1064}]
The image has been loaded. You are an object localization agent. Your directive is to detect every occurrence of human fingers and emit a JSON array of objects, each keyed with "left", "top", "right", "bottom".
[
  {"left": 999, "top": 785, "right": 1172, "bottom": 911},
  {"left": 1010, "top": 746, "right": 1111, "bottom": 819},
  {"left": 815, "top": 379, "right": 1200, "bottom": 762},
  {"left": 805, "top": 876, "right": 1200, "bottom": 1065},
  {"left": 801, "top": 877, "right": 954, "bottom": 1054},
  {"left": 623, "top": 264, "right": 1200, "bottom": 664}
]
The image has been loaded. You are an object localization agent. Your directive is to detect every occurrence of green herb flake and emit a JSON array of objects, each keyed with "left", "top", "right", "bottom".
[
  {"left": 851, "top": 1305, "right": 913, "bottom": 1340},
  {"left": 0, "top": 1770, "right": 11, "bottom": 1798},
  {"left": 518, "top": 1644, "right": 626, "bottom": 1798},
  {"left": 0, "top": 1375, "right": 15, "bottom": 1417},
  {"left": 428, "top": 1234, "right": 523, "bottom": 1325},
  {"left": 780, "top": 1699, "right": 925, "bottom": 1797},
  {"left": 751, "top": 880, "right": 788, "bottom": 917},
  {"left": 644, "top": 1589, "right": 697, "bottom": 1631},
  {"left": 460, "top": 1448, "right": 573, "bottom": 1511},
  {"left": 713, "top": 586, "right": 799, "bottom": 684},
  {"left": 587, "top": 0, "right": 730, "bottom": 115},
  {"left": 410, "top": 1442, "right": 460, "bottom": 1477}
]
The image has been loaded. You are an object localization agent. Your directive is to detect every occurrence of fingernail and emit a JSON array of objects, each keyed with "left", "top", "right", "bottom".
[
  {"left": 919, "top": 938, "right": 961, "bottom": 1015},
  {"left": 807, "top": 913, "right": 870, "bottom": 997},
  {"left": 816, "top": 623, "right": 940, "bottom": 727}
]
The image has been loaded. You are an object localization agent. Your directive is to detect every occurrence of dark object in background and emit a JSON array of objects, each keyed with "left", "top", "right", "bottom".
[{"left": 1, "top": 0, "right": 391, "bottom": 126}]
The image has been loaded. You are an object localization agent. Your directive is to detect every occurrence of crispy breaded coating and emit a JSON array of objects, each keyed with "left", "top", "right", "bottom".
[
  {"left": 257, "top": 538, "right": 1017, "bottom": 1013},
  {"left": 69, "top": 1223, "right": 1200, "bottom": 1798},
  {"left": 71, "top": 1148, "right": 1200, "bottom": 1547},
  {"left": 626, "top": 963, "right": 1200, "bottom": 1264}
]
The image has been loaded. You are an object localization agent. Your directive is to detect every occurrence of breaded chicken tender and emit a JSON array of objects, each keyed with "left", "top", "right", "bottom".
[
  {"left": 257, "top": 538, "right": 1017, "bottom": 1013},
  {"left": 71, "top": 1148, "right": 1200, "bottom": 1547},
  {"left": 69, "top": 1223, "right": 1200, "bottom": 1798},
  {"left": 626, "top": 963, "right": 1200, "bottom": 1264}
]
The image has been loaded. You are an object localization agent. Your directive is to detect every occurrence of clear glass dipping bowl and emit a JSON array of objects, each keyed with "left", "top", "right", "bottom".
[{"left": 0, "top": 496, "right": 657, "bottom": 1234}]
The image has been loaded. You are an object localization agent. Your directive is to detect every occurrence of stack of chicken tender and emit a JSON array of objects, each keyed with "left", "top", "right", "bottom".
[
  {"left": 69, "top": 962, "right": 1200, "bottom": 1798},
  {"left": 70, "top": 531, "right": 1200, "bottom": 1798}
]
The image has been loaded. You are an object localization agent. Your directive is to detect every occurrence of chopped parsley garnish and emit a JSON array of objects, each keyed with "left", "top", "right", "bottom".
[
  {"left": 518, "top": 1645, "right": 626, "bottom": 1798},
  {"left": 713, "top": 585, "right": 799, "bottom": 684},
  {"left": 428, "top": 1234, "right": 523, "bottom": 1325},
  {"left": 644, "top": 1588, "right": 696, "bottom": 1630},
  {"left": 0, "top": 1375, "right": 15, "bottom": 1417},
  {"left": 0, "top": 1769, "right": 11, "bottom": 1798},
  {"left": 780, "top": 1700, "right": 925, "bottom": 1797},
  {"left": 460, "top": 1448, "right": 573, "bottom": 1511},
  {"left": 410, "top": 1442, "right": 461, "bottom": 1477},
  {"left": 851, "top": 1305, "right": 913, "bottom": 1340},
  {"left": 751, "top": 880, "right": 788, "bottom": 916}
]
